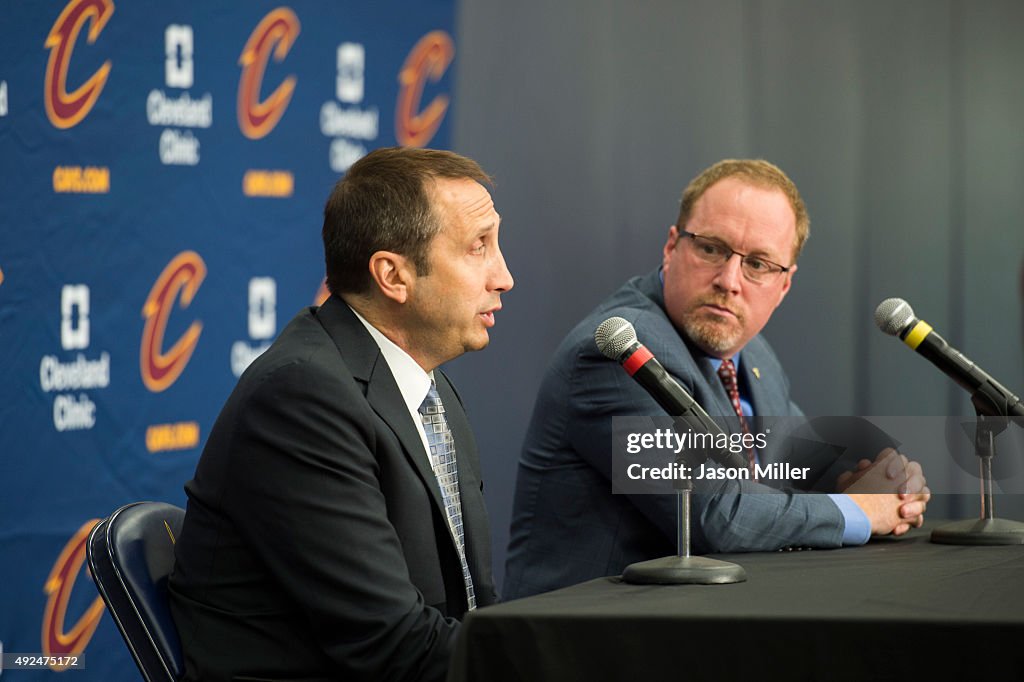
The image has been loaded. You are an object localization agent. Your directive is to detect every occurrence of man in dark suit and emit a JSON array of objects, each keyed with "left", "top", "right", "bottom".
[
  {"left": 169, "top": 147, "right": 513, "bottom": 681},
  {"left": 504, "top": 159, "right": 929, "bottom": 599}
]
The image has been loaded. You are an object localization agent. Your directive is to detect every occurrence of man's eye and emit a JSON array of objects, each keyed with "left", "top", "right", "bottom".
[
  {"left": 745, "top": 258, "right": 769, "bottom": 271},
  {"left": 470, "top": 243, "right": 486, "bottom": 255}
]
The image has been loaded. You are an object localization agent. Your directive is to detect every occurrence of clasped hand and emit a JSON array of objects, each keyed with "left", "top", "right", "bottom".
[{"left": 837, "top": 448, "right": 930, "bottom": 536}]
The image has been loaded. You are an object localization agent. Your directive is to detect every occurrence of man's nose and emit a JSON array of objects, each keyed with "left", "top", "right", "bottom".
[
  {"left": 491, "top": 248, "right": 514, "bottom": 292},
  {"left": 712, "top": 253, "right": 744, "bottom": 293}
]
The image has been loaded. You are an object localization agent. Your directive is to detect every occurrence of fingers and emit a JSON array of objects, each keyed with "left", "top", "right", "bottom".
[
  {"left": 877, "top": 455, "right": 927, "bottom": 496},
  {"left": 898, "top": 469, "right": 926, "bottom": 496},
  {"left": 875, "top": 447, "right": 898, "bottom": 464},
  {"left": 849, "top": 450, "right": 931, "bottom": 537},
  {"left": 835, "top": 450, "right": 929, "bottom": 499},
  {"left": 899, "top": 499, "right": 927, "bottom": 519},
  {"left": 884, "top": 452, "right": 910, "bottom": 479},
  {"left": 899, "top": 473, "right": 930, "bottom": 499},
  {"left": 896, "top": 486, "right": 929, "bottom": 533},
  {"left": 835, "top": 457, "right": 884, "bottom": 492},
  {"left": 872, "top": 448, "right": 910, "bottom": 481}
]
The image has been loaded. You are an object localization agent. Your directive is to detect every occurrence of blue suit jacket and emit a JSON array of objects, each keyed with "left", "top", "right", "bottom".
[{"left": 504, "top": 270, "right": 845, "bottom": 599}]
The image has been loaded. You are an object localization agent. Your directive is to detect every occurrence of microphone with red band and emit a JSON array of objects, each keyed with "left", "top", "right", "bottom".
[
  {"left": 594, "top": 316, "right": 749, "bottom": 470},
  {"left": 621, "top": 345, "right": 654, "bottom": 376}
]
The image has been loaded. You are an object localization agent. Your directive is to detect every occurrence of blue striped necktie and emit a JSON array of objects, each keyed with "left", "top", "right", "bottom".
[{"left": 418, "top": 381, "right": 477, "bottom": 610}]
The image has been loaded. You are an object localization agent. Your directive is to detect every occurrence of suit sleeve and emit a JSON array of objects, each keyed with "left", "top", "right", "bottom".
[
  {"left": 564, "top": 310, "right": 845, "bottom": 553},
  {"left": 220, "top": 349, "right": 456, "bottom": 682}
]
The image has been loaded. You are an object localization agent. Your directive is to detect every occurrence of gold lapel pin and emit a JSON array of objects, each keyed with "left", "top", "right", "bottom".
[{"left": 752, "top": 367, "right": 761, "bottom": 380}]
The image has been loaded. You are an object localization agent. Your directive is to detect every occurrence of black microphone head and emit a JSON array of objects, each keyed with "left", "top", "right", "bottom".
[
  {"left": 595, "top": 317, "right": 637, "bottom": 360},
  {"left": 874, "top": 298, "right": 916, "bottom": 337}
]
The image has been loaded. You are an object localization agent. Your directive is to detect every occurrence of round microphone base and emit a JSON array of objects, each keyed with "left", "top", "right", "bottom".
[
  {"left": 621, "top": 555, "right": 746, "bottom": 585},
  {"left": 931, "top": 517, "right": 1024, "bottom": 546}
]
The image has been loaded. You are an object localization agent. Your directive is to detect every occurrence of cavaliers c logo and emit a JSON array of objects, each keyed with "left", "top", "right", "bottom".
[
  {"left": 395, "top": 31, "right": 454, "bottom": 148},
  {"left": 237, "top": 7, "right": 301, "bottom": 140},
  {"left": 141, "top": 251, "right": 206, "bottom": 392},
  {"left": 42, "top": 520, "right": 105, "bottom": 668},
  {"left": 44, "top": 0, "right": 115, "bottom": 129}
]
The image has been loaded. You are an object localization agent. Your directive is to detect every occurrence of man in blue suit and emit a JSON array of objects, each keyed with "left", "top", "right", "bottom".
[{"left": 504, "top": 159, "right": 930, "bottom": 599}]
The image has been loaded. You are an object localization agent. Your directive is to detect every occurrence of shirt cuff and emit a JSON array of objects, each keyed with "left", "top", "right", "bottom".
[{"left": 828, "top": 494, "right": 871, "bottom": 546}]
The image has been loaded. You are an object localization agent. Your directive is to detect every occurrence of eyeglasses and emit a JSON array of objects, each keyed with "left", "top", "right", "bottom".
[{"left": 678, "top": 230, "right": 791, "bottom": 284}]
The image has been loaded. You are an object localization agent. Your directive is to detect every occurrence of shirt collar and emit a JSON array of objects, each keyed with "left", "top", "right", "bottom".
[
  {"left": 348, "top": 305, "right": 433, "bottom": 413},
  {"left": 707, "top": 353, "right": 741, "bottom": 373}
]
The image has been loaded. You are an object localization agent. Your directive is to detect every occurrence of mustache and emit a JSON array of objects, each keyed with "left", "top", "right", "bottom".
[{"left": 691, "top": 297, "right": 743, "bottom": 319}]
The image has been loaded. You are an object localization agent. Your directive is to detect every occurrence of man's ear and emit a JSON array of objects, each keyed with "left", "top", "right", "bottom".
[
  {"left": 368, "top": 251, "right": 415, "bottom": 304},
  {"left": 774, "top": 263, "right": 796, "bottom": 309},
  {"left": 662, "top": 225, "right": 680, "bottom": 270}
]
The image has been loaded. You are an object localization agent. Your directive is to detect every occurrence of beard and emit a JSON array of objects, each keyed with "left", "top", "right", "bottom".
[{"left": 681, "top": 299, "right": 745, "bottom": 356}]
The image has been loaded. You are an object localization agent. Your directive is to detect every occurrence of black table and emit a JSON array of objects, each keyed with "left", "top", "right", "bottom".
[{"left": 449, "top": 527, "right": 1024, "bottom": 681}]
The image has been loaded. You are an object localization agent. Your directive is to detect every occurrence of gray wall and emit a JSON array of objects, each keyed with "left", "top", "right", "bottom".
[{"left": 445, "top": 0, "right": 1024, "bottom": 589}]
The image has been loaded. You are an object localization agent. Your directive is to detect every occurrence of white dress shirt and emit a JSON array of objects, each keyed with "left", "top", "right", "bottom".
[{"left": 348, "top": 305, "right": 434, "bottom": 456}]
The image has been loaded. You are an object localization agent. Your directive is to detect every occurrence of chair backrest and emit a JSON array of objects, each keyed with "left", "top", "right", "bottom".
[{"left": 87, "top": 501, "right": 186, "bottom": 682}]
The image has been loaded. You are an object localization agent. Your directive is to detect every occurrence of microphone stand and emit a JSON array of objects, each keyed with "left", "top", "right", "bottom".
[
  {"left": 622, "top": 445, "right": 746, "bottom": 584},
  {"left": 931, "top": 395, "right": 1024, "bottom": 545}
]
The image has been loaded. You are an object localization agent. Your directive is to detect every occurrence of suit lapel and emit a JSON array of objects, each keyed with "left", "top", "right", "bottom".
[
  {"left": 363, "top": 364, "right": 450, "bottom": 520},
  {"left": 739, "top": 341, "right": 790, "bottom": 465},
  {"left": 314, "top": 296, "right": 449, "bottom": 524},
  {"left": 741, "top": 340, "right": 789, "bottom": 417}
]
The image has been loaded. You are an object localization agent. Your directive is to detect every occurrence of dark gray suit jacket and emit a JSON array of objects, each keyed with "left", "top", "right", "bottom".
[
  {"left": 504, "top": 270, "right": 845, "bottom": 599},
  {"left": 169, "top": 296, "right": 498, "bottom": 681}
]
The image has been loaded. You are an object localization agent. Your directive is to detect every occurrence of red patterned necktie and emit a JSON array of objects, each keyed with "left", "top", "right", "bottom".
[{"left": 716, "top": 359, "right": 757, "bottom": 480}]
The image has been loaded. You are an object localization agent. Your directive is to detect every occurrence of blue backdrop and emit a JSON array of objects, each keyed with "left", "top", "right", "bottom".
[
  {"left": 7, "top": 1, "right": 1024, "bottom": 678},
  {"left": 0, "top": 1, "right": 456, "bottom": 677}
]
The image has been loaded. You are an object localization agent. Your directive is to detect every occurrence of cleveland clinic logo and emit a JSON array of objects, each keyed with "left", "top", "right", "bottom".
[
  {"left": 38, "top": 285, "right": 110, "bottom": 432},
  {"left": 319, "top": 41, "right": 379, "bottom": 173},
  {"left": 146, "top": 24, "right": 213, "bottom": 165},
  {"left": 231, "top": 277, "right": 277, "bottom": 377}
]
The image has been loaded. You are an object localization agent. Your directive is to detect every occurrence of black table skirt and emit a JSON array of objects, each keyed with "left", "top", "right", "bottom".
[{"left": 450, "top": 527, "right": 1024, "bottom": 681}]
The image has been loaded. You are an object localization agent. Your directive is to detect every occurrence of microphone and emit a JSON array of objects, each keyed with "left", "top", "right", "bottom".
[
  {"left": 594, "top": 317, "right": 749, "bottom": 469},
  {"left": 874, "top": 298, "right": 1024, "bottom": 417}
]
